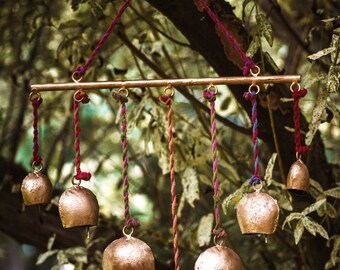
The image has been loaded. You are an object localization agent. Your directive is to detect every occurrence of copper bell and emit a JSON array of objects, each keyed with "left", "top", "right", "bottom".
[
  {"left": 21, "top": 168, "right": 52, "bottom": 205},
  {"left": 286, "top": 159, "right": 309, "bottom": 195},
  {"left": 236, "top": 189, "right": 279, "bottom": 235},
  {"left": 194, "top": 245, "right": 243, "bottom": 270},
  {"left": 58, "top": 185, "right": 99, "bottom": 228},
  {"left": 102, "top": 227, "right": 155, "bottom": 270}
]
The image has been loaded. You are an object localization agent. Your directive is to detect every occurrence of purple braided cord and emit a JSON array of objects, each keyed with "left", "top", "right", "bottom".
[
  {"left": 115, "top": 92, "right": 140, "bottom": 229},
  {"left": 75, "top": 0, "right": 132, "bottom": 77},
  {"left": 197, "top": 0, "right": 255, "bottom": 76},
  {"left": 203, "top": 90, "right": 227, "bottom": 241},
  {"left": 243, "top": 91, "right": 261, "bottom": 185},
  {"left": 32, "top": 97, "right": 43, "bottom": 166}
]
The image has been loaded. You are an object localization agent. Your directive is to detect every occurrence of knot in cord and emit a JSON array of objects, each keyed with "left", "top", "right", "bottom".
[
  {"left": 213, "top": 227, "right": 228, "bottom": 240},
  {"left": 113, "top": 92, "right": 128, "bottom": 104},
  {"left": 249, "top": 175, "right": 261, "bottom": 185},
  {"left": 243, "top": 91, "right": 257, "bottom": 100},
  {"left": 243, "top": 60, "right": 256, "bottom": 76},
  {"left": 75, "top": 170, "right": 92, "bottom": 181},
  {"left": 75, "top": 91, "right": 90, "bottom": 104},
  {"left": 75, "top": 66, "right": 86, "bottom": 77},
  {"left": 126, "top": 217, "right": 140, "bottom": 229},
  {"left": 159, "top": 94, "right": 172, "bottom": 106},
  {"left": 292, "top": 88, "right": 307, "bottom": 99},
  {"left": 32, "top": 97, "right": 43, "bottom": 107},
  {"left": 203, "top": 90, "right": 217, "bottom": 102}
]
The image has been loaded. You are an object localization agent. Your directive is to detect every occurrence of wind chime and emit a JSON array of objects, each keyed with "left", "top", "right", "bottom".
[{"left": 21, "top": 0, "right": 310, "bottom": 269}]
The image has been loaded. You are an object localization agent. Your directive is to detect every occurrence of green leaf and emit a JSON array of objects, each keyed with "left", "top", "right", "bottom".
[
  {"left": 302, "top": 198, "right": 326, "bottom": 215},
  {"left": 306, "top": 89, "right": 329, "bottom": 146},
  {"left": 197, "top": 213, "right": 214, "bottom": 247},
  {"left": 327, "top": 65, "right": 340, "bottom": 93},
  {"left": 36, "top": 250, "right": 58, "bottom": 265},
  {"left": 264, "top": 153, "right": 277, "bottom": 186},
  {"left": 264, "top": 52, "right": 281, "bottom": 73},
  {"left": 283, "top": 212, "right": 303, "bottom": 229},
  {"left": 324, "top": 187, "right": 340, "bottom": 199},
  {"left": 302, "top": 217, "right": 317, "bottom": 236},
  {"left": 246, "top": 35, "right": 260, "bottom": 58},
  {"left": 294, "top": 220, "right": 304, "bottom": 244},
  {"left": 243, "top": 0, "right": 254, "bottom": 9},
  {"left": 326, "top": 202, "right": 337, "bottom": 218},
  {"left": 330, "top": 30, "right": 340, "bottom": 64},
  {"left": 256, "top": 13, "right": 274, "bottom": 46},
  {"left": 47, "top": 233, "right": 56, "bottom": 250},
  {"left": 57, "top": 250, "right": 68, "bottom": 265},
  {"left": 310, "top": 179, "right": 324, "bottom": 193},
  {"left": 65, "top": 247, "right": 88, "bottom": 264},
  {"left": 182, "top": 167, "right": 200, "bottom": 208},
  {"left": 307, "top": 47, "right": 336, "bottom": 60},
  {"left": 89, "top": 0, "right": 103, "bottom": 18}
]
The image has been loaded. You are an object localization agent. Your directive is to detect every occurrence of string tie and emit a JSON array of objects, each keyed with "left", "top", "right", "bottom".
[
  {"left": 32, "top": 96, "right": 43, "bottom": 166},
  {"left": 213, "top": 227, "right": 228, "bottom": 240},
  {"left": 203, "top": 90, "right": 217, "bottom": 102},
  {"left": 244, "top": 88, "right": 261, "bottom": 186},
  {"left": 243, "top": 60, "right": 256, "bottom": 76},
  {"left": 292, "top": 87, "right": 309, "bottom": 155}
]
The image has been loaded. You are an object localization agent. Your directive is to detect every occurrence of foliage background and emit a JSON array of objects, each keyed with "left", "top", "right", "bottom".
[{"left": 0, "top": 0, "right": 339, "bottom": 269}]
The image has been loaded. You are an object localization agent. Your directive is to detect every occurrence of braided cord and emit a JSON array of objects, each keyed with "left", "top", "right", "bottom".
[
  {"left": 197, "top": 0, "right": 255, "bottom": 76},
  {"left": 159, "top": 93, "right": 180, "bottom": 270},
  {"left": 32, "top": 97, "right": 43, "bottom": 166},
  {"left": 203, "top": 89, "right": 227, "bottom": 241},
  {"left": 75, "top": 0, "right": 132, "bottom": 77}
]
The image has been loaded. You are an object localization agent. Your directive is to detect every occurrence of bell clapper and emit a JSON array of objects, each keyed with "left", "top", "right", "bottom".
[
  {"left": 87, "top": 226, "right": 90, "bottom": 239},
  {"left": 264, "top": 235, "right": 268, "bottom": 244}
]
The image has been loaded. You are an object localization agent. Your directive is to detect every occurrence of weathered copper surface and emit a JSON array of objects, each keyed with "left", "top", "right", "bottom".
[
  {"left": 194, "top": 245, "right": 243, "bottom": 270},
  {"left": 21, "top": 173, "right": 52, "bottom": 205},
  {"left": 287, "top": 159, "right": 309, "bottom": 195},
  {"left": 102, "top": 236, "right": 155, "bottom": 270},
  {"left": 58, "top": 185, "right": 99, "bottom": 228},
  {"left": 237, "top": 192, "right": 279, "bottom": 235}
]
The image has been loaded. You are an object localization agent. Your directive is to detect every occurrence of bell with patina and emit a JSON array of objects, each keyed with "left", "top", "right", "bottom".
[
  {"left": 58, "top": 185, "right": 99, "bottom": 228},
  {"left": 21, "top": 172, "right": 52, "bottom": 205},
  {"left": 286, "top": 159, "right": 309, "bottom": 195},
  {"left": 236, "top": 191, "right": 279, "bottom": 235},
  {"left": 102, "top": 233, "right": 155, "bottom": 270},
  {"left": 194, "top": 245, "right": 243, "bottom": 270}
]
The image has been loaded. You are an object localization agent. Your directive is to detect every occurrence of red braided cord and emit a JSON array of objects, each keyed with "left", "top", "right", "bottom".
[
  {"left": 75, "top": 0, "right": 132, "bottom": 76},
  {"left": 114, "top": 92, "right": 140, "bottom": 229},
  {"left": 197, "top": 0, "right": 255, "bottom": 76},
  {"left": 159, "top": 94, "right": 180, "bottom": 270},
  {"left": 292, "top": 88, "right": 309, "bottom": 155},
  {"left": 73, "top": 92, "right": 91, "bottom": 181},
  {"left": 32, "top": 97, "right": 43, "bottom": 166}
]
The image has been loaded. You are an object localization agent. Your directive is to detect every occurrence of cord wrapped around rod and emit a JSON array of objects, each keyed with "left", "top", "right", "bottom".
[
  {"left": 159, "top": 88, "right": 180, "bottom": 270},
  {"left": 203, "top": 88, "right": 227, "bottom": 241},
  {"left": 113, "top": 89, "right": 140, "bottom": 229}
]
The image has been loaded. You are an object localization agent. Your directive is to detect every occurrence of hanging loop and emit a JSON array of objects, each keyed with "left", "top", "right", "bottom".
[
  {"left": 163, "top": 84, "right": 175, "bottom": 97},
  {"left": 252, "top": 180, "right": 263, "bottom": 193},
  {"left": 72, "top": 71, "right": 83, "bottom": 83},
  {"left": 32, "top": 162, "right": 43, "bottom": 174},
  {"left": 290, "top": 81, "right": 301, "bottom": 92},
  {"left": 213, "top": 235, "right": 224, "bottom": 246},
  {"left": 296, "top": 152, "right": 302, "bottom": 160},
  {"left": 118, "top": 86, "right": 129, "bottom": 98},
  {"left": 248, "top": 83, "right": 260, "bottom": 94},
  {"left": 250, "top": 65, "right": 260, "bottom": 77},
  {"left": 122, "top": 225, "right": 134, "bottom": 238},
  {"left": 29, "top": 90, "right": 41, "bottom": 102},
  {"left": 73, "top": 89, "right": 90, "bottom": 103},
  {"left": 72, "top": 176, "right": 82, "bottom": 186}
]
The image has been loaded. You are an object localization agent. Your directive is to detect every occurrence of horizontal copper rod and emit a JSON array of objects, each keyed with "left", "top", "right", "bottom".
[{"left": 31, "top": 75, "right": 301, "bottom": 91}]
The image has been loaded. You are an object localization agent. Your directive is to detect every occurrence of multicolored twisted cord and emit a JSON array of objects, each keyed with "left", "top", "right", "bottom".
[
  {"left": 32, "top": 95, "right": 43, "bottom": 167},
  {"left": 159, "top": 89, "right": 180, "bottom": 270},
  {"left": 113, "top": 89, "right": 140, "bottom": 229},
  {"left": 73, "top": 90, "right": 92, "bottom": 181},
  {"left": 243, "top": 89, "right": 261, "bottom": 186},
  {"left": 203, "top": 87, "right": 227, "bottom": 241},
  {"left": 74, "top": 0, "right": 132, "bottom": 77},
  {"left": 197, "top": 0, "right": 255, "bottom": 76},
  {"left": 292, "top": 87, "right": 309, "bottom": 156}
]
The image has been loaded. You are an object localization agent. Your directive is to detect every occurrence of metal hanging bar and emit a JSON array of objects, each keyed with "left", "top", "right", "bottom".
[{"left": 30, "top": 75, "right": 301, "bottom": 92}]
